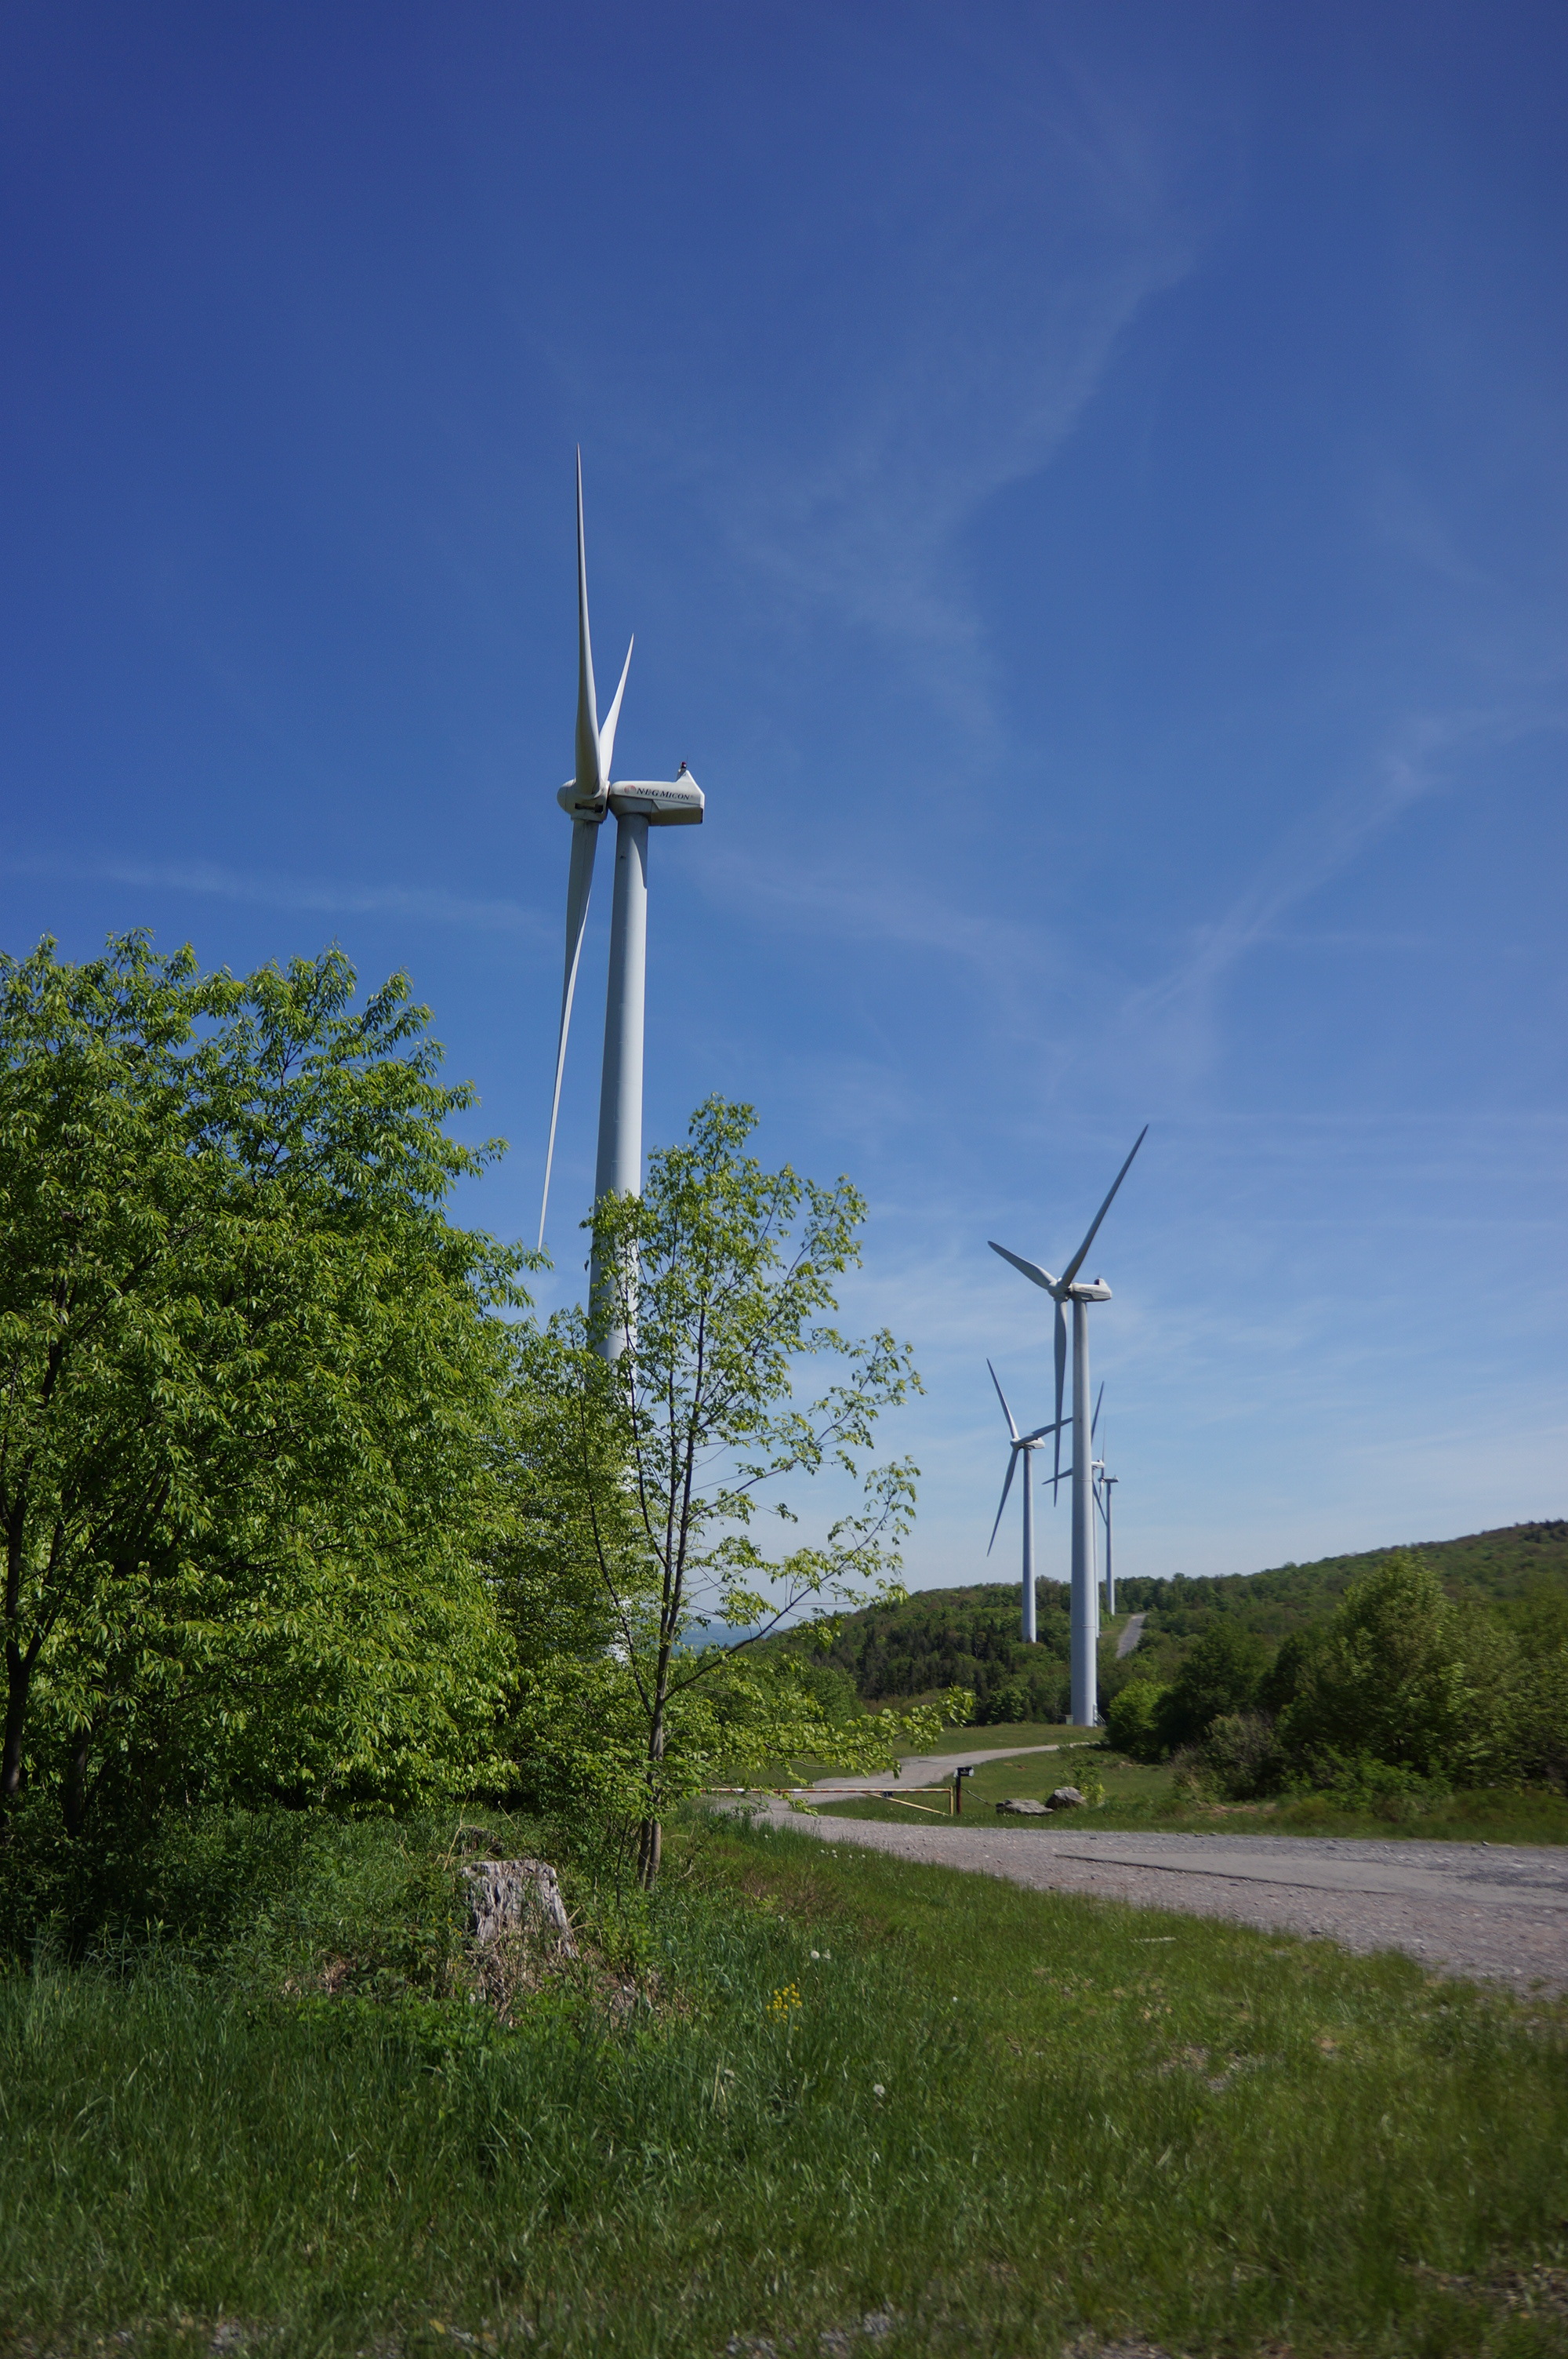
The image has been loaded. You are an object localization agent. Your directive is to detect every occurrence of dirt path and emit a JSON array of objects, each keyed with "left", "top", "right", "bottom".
[{"left": 759, "top": 1814, "right": 1568, "bottom": 1993}]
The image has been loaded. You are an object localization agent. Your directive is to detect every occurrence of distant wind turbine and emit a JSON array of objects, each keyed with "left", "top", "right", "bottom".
[
  {"left": 985, "top": 1361, "right": 1069, "bottom": 1645},
  {"left": 1091, "top": 1383, "right": 1119, "bottom": 1614},
  {"left": 989, "top": 1128, "right": 1147, "bottom": 1726},
  {"left": 538, "top": 455, "right": 704, "bottom": 1350}
]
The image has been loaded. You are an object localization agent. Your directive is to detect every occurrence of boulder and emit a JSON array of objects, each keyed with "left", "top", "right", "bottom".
[
  {"left": 1046, "top": 1786, "right": 1086, "bottom": 1810},
  {"left": 460, "top": 1857, "right": 576, "bottom": 1957},
  {"left": 996, "top": 1797, "right": 1050, "bottom": 1816}
]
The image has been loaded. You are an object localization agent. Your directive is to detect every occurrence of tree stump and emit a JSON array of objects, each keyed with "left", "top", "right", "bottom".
[{"left": 460, "top": 1857, "right": 576, "bottom": 1957}]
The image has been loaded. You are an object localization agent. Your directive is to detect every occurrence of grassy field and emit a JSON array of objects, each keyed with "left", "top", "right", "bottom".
[
  {"left": 811, "top": 1735, "right": 1568, "bottom": 1843},
  {"left": 1, "top": 1810, "right": 1566, "bottom": 2357}
]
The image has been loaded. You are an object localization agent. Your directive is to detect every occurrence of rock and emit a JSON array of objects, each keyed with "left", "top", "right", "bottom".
[
  {"left": 996, "top": 1797, "right": 1051, "bottom": 1816},
  {"left": 1046, "top": 1786, "right": 1086, "bottom": 1809},
  {"left": 460, "top": 1857, "right": 576, "bottom": 1957}
]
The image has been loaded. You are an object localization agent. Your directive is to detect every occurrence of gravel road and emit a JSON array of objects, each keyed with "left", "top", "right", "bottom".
[
  {"left": 798, "top": 1743, "right": 1093, "bottom": 1796},
  {"left": 760, "top": 1812, "right": 1568, "bottom": 1993},
  {"left": 1115, "top": 1612, "right": 1147, "bottom": 1659}
]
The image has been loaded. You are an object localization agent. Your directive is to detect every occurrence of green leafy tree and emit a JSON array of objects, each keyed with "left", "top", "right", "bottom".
[
  {"left": 1511, "top": 1643, "right": 1568, "bottom": 1788},
  {"left": 0, "top": 935, "right": 524, "bottom": 1833},
  {"left": 1154, "top": 1619, "right": 1272, "bottom": 1753},
  {"left": 534, "top": 1099, "right": 964, "bottom": 1882},
  {"left": 1276, "top": 1553, "right": 1517, "bottom": 1786}
]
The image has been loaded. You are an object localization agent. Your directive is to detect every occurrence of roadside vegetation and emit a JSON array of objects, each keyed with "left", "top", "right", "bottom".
[
  {"left": 3, "top": 931, "right": 1566, "bottom": 2355},
  {"left": 3, "top": 1808, "right": 1567, "bottom": 2357},
  {"left": 1101, "top": 1551, "right": 1568, "bottom": 1819},
  {"left": 818, "top": 1739, "right": 1568, "bottom": 1844},
  {"left": 0, "top": 936, "right": 962, "bottom": 1879},
  {"left": 764, "top": 1537, "right": 1568, "bottom": 1834}
]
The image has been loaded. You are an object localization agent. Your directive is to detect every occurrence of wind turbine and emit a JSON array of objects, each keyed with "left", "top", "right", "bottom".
[
  {"left": 989, "top": 1127, "right": 1147, "bottom": 1727},
  {"left": 985, "top": 1361, "right": 1069, "bottom": 1644},
  {"left": 1091, "top": 1383, "right": 1119, "bottom": 1615},
  {"left": 537, "top": 455, "right": 704, "bottom": 1350}
]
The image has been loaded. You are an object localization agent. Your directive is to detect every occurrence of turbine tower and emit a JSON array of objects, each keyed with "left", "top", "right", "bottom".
[
  {"left": 989, "top": 1127, "right": 1146, "bottom": 1727},
  {"left": 538, "top": 456, "right": 703, "bottom": 1350},
  {"left": 985, "top": 1361, "right": 1068, "bottom": 1645}
]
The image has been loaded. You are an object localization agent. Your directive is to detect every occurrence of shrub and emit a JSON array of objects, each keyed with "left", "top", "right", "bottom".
[
  {"left": 1105, "top": 1678, "right": 1168, "bottom": 1763},
  {"left": 1197, "top": 1710, "right": 1279, "bottom": 1798},
  {"left": 1282, "top": 1753, "right": 1451, "bottom": 1822}
]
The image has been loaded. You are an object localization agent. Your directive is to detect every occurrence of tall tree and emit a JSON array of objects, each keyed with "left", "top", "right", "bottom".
[
  {"left": 0, "top": 935, "right": 524, "bottom": 1831},
  {"left": 537, "top": 1098, "right": 960, "bottom": 1885}
]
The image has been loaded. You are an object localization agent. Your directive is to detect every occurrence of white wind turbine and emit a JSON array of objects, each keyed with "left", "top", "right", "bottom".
[
  {"left": 537, "top": 456, "right": 704, "bottom": 1350},
  {"left": 989, "top": 1127, "right": 1147, "bottom": 1727},
  {"left": 1091, "top": 1383, "right": 1120, "bottom": 1615},
  {"left": 985, "top": 1361, "right": 1069, "bottom": 1645}
]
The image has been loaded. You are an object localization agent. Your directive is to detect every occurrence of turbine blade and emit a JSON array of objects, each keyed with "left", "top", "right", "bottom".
[
  {"left": 987, "top": 1445, "right": 1019, "bottom": 1555},
  {"left": 1091, "top": 1381, "right": 1105, "bottom": 1441},
  {"left": 598, "top": 637, "right": 633, "bottom": 781},
  {"left": 989, "top": 1240, "right": 1058, "bottom": 1292},
  {"left": 538, "top": 816, "right": 600, "bottom": 1249},
  {"left": 1052, "top": 1299, "right": 1067, "bottom": 1499},
  {"left": 987, "top": 1358, "right": 1020, "bottom": 1443},
  {"left": 1022, "top": 1417, "right": 1069, "bottom": 1443},
  {"left": 1058, "top": 1125, "right": 1149, "bottom": 1292},
  {"left": 574, "top": 451, "right": 604, "bottom": 803}
]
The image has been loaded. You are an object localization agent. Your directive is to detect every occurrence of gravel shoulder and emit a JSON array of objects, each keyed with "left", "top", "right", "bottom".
[{"left": 757, "top": 1812, "right": 1568, "bottom": 1993}]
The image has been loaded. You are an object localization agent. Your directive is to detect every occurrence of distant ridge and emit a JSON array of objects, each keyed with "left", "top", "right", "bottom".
[{"left": 1115, "top": 1520, "right": 1568, "bottom": 1616}]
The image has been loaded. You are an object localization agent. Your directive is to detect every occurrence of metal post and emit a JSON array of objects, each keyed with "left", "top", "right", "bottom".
[
  {"left": 1069, "top": 1296, "right": 1096, "bottom": 1727},
  {"left": 1021, "top": 1443, "right": 1036, "bottom": 1644},
  {"left": 590, "top": 812, "right": 648, "bottom": 1355}
]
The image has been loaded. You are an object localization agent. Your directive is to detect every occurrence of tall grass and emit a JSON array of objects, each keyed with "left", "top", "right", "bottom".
[{"left": 0, "top": 1812, "right": 1563, "bottom": 2356}]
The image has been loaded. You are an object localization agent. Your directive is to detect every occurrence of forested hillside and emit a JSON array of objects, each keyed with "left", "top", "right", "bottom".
[
  {"left": 1116, "top": 1521, "right": 1568, "bottom": 1692},
  {"left": 791, "top": 1579, "right": 1076, "bottom": 1725},
  {"left": 772, "top": 1523, "right": 1568, "bottom": 1722},
  {"left": 1120, "top": 1520, "right": 1568, "bottom": 1627}
]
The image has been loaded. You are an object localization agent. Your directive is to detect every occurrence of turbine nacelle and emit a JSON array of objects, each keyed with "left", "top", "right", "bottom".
[
  {"left": 1067, "top": 1278, "right": 1112, "bottom": 1302},
  {"left": 609, "top": 776, "right": 704, "bottom": 825},
  {"left": 555, "top": 776, "right": 704, "bottom": 825}
]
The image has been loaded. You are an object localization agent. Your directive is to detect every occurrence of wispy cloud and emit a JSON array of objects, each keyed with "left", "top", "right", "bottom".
[
  {"left": 697, "top": 845, "right": 1060, "bottom": 994},
  {"left": 1118, "top": 700, "right": 1566, "bottom": 1082},
  {"left": 713, "top": 251, "right": 1191, "bottom": 711},
  {"left": 3, "top": 854, "right": 546, "bottom": 938},
  {"left": 583, "top": 46, "right": 1218, "bottom": 732}
]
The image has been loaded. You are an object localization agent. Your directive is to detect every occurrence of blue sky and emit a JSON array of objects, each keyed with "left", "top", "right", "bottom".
[{"left": 3, "top": 2, "right": 1564, "bottom": 1589}]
